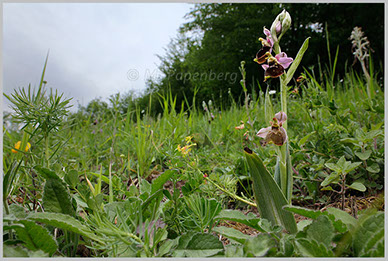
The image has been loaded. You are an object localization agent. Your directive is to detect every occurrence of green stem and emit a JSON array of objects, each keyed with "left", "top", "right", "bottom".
[{"left": 45, "top": 136, "right": 50, "bottom": 168}]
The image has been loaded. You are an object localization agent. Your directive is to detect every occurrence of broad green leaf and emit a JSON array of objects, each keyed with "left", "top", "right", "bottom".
[
  {"left": 355, "top": 150, "right": 372, "bottom": 161},
  {"left": 340, "top": 138, "right": 360, "bottom": 145},
  {"left": 212, "top": 226, "right": 251, "bottom": 244},
  {"left": 9, "top": 204, "right": 27, "bottom": 219},
  {"left": 306, "top": 215, "right": 334, "bottom": 247},
  {"left": 324, "top": 163, "right": 340, "bottom": 173},
  {"left": 215, "top": 209, "right": 264, "bottom": 232},
  {"left": 353, "top": 212, "right": 384, "bottom": 256},
  {"left": 3, "top": 245, "right": 29, "bottom": 257},
  {"left": 283, "top": 205, "right": 322, "bottom": 219},
  {"left": 27, "top": 212, "right": 104, "bottom": 244},
  {"left": 348, "top": 182, "right": 366, "bottom": 192},
  {"left": 361, "top": 229, "right": 384, "bottom": 257},
  {"left": 43, "top": 178, "right": 75, "bottom": 216},
  {"left": 34, "top": 166, "right": 61, "bottom": 180},
  {"left": 13, "top": 220, "right": 58, "bottom": 256},
  {"left": 225, "top": 244, "right": 244, "bottom": 257},
  {"left": 344, "top": 162, "right": 362, "bottom": 174},
  {"left": 336, "top": 156, "right": 347, "bottom": 170},
  {"left": 158, "top": 239, "right": 177, "bottom": 257},
  {"left": 151, "top": 169, "right": 175, "bottom": 194},
  {"left": 320, "top": 186, "right": 333, "bottom": 191},
  {"left": 366, "top": 163, "right": 380, "bottom": 173},
  {"left": 244, "top": 149, "right": 297, "bottom": 233},
  {"left": 243, "top": 234, "right": 275, "bottom": 257},
  {"left": 284, "top": 37, "right": 310, "bottom": 85},
  {"left": 297, "top": 219, "right": 312, "bottom": 231},
  {"left": 326, "top": 207, "right": 357, "bottom": 230},
  {"left": 321, "top": 172, "right": 340, "bottom": 187},
  {"left": 64, "top": 169, "right": 79, "bottom": 189},
  {"left": 295, "top": 238, "right": 334, "bottom": 257},
  {"left": 104, "top": 202, "right": 126, "bottom": 220},
  {"left": 364, "top": 129, "right": 383, "bottom": 141},
  {"left": 298, "top": 131, "right": 316, "bottom": 148},
  {"left": 173, "top": 232, "right": 224, "bottom": 257}
]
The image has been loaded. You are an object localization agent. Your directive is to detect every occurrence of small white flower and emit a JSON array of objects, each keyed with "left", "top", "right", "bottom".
[{"left": 269, "top": 90, "right": 276, "bottom": 95}]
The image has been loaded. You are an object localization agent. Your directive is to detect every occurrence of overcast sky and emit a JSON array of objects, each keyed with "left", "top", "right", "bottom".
[{"left": 3, "top": 3, "right": 192, "bottom": 111}]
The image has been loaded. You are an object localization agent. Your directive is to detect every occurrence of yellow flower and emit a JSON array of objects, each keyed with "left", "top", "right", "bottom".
[
  {"left": 185, "top": 136, "right": 193, "bottom": 143},
  {"left": 12, "top": 141, "right": 31, "bottom": 153}
]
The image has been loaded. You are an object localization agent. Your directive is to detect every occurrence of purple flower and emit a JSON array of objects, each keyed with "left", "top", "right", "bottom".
[
  {"left": 257, "top": 111, "right": 288, "bottom": 146},
  {"left": 261, "top": 52, "right": 293, "bottom": 81}
]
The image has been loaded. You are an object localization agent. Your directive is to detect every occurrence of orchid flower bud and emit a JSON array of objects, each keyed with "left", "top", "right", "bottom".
[{"left": 270, "top": 9, "right": 292, "bottom": 43}]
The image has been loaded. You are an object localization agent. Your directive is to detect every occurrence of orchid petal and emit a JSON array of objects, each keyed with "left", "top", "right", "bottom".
[
  {"left": 275, "top": 21, "right": 282, "bottom": 34},
  {"left": 264, "top": 27, "right": 271, "bottom": 38},
  {"left": 275, "top": 52, "right": 293, "bottom": 69},
  {"left": 263, "top": 27, "right": 274, "bottom": 47},
  {"left": 261, "top": 64, "right": 269, "bottom": 71},
  {"left": 257, "top": 126, "right": 271, "bottom": 138},
  {"left": 275, "top": 111, "right": 287, "bottom": 124}
]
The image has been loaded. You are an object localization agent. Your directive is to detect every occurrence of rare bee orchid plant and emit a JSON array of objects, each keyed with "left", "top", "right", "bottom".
[{"left": 244, "top": 10, "right": 310, "bottom": 233}]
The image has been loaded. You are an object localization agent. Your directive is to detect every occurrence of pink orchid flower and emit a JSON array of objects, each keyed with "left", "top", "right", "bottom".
[
  {"left": 257, "top": 111, "right": 288, "bottom": 146},
  {"left": 261, "top": 52, "right": 293, "bottom": 81}
]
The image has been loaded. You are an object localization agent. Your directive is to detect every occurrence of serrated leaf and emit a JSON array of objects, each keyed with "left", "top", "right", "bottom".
[
  {"left": 244, "top": 150, "right": 297, "bottom": 233},
  {"left": 325, "top": 207, "right": 357, "bottom": 230},
  {"left": 9, "top": 204, "right": 27, "bottom": 219},
  {"left": 306, "top": 215, "right": 334, "bottom": 247},
  {"left": 225, "top": 244, "right": 244, "bottom": 257},
  {"left": 360, "top": 228, "right": 384, "bottom": 257},
  {"left": 295, "top": 238, "right": 334, "bottom": 257},
  {"left": 13, "top": 220, "right": 58, "bottom": 256},
  {"left": 27, "top": 212, "right": 104, "bottom": 244},
  {"left": 284, "top": 37, "right": 310, "bottom": 85},
  {"left": 3, "top": 245, "right": 29, "bottom": 257},
  {"left": 215, "top": 209, "right": 264, "bottom": 232},
  {"left": 348, "top": 182, "right": 366, "bottom": 192},
  {"left": 297, "top": 219, "right": 312, "bottom": 231},
  {"left": 243, "top": 234, "right": 274, "bottom": 257},
  {"left": 212, "top": 226, "right": 251, "bottom": 244},
  {"left": 43, "top": 178, "right": 75, "bottom": 216},
  {"left": 283, "top": 205, "right": 322, "bottom": 219},
  {"left": 173, "top": 232, "right": 224, "bottom": 257},
  {"left": 353, "top": 212, "right": 384, "bottom": 256},
  {"left": 355, "top": 150, "right": 372, "bottom": 161}
]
